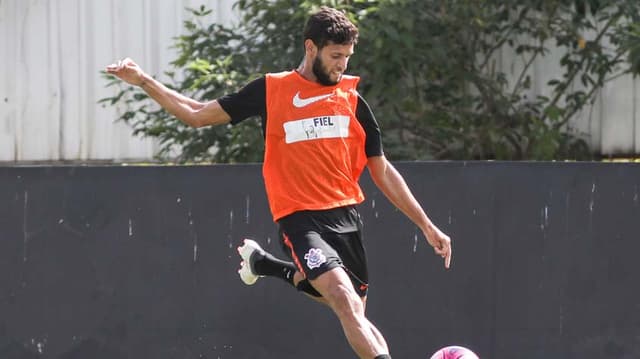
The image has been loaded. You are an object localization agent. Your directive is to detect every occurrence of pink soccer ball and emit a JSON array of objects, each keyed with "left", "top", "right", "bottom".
[{"left": 430, "top": 345, "right": 479, "bottom": 359}]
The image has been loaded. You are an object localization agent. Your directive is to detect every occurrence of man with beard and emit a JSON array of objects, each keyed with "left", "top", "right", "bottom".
[{"left": 106, "top": 7, "right": 451, "bottom": 359}]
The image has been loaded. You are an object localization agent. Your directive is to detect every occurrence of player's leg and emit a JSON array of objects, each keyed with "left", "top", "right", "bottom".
[
  {"left": 284, "top": 230, "right": 390, "bottom": 358},
  {"left": 326, "top": 231, "right": 390, "bottom": 357},
  {"left": 310, "top": 268, "right": 388, "bottom": 358},
  {"left": 238, "top": 231, "right": 390, "bottom": 358}
]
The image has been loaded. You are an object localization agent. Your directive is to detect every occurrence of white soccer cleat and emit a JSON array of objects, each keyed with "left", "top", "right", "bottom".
[{"left": 237, "top": 239, "right": 265, "bottom": 285}]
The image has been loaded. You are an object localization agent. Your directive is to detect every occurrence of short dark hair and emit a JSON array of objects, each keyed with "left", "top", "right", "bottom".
[{"left": 303, "top": 6, "right": 359, "bottom": 49}]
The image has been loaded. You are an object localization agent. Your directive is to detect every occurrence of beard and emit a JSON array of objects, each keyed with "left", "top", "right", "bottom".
[{"left": 312, "top": 56, "right": 340, "bottom": 86}]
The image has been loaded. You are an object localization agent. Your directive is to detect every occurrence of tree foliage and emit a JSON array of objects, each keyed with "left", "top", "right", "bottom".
[
  {"left": 101, "top": 0, "right": 640, "bottom": 162},
  {"left": 353, "top": 0, "right": 640, "bottom": 159}
]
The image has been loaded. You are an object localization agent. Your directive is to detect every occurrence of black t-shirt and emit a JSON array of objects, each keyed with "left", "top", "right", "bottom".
[{"left": 217, "top": 75, "right": 382, "bottom": 233}]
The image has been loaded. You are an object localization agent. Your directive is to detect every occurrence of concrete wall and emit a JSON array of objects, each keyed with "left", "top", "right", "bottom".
[{"left": 1, "top": 162, "right": 639, "bottom": 358}]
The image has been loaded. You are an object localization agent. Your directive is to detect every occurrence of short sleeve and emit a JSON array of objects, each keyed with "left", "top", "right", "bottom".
[
  {"left": 217, "top": 77, "right": 267, "bottom": 125},
  {"left": 355, "top": 94, "right": 383, "bottom": 158}
]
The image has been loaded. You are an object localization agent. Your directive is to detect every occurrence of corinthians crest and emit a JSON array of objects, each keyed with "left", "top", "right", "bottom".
[{"left": 304, "top": 248, "right": 327, "bottom": 269}]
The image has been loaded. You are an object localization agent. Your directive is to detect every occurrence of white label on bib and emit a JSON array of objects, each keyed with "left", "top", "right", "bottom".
[{"left": 283, "top": 115, "right": 350, "bottom": 144}]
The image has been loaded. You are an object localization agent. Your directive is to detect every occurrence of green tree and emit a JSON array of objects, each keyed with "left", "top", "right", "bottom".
[{"left": 101, "top": 0, "right": 640, "bottom": 162}]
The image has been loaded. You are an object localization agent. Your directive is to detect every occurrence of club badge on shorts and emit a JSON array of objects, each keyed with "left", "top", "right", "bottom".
[{"left": 304, "top": 248, "right": 327, "bottom": 269}]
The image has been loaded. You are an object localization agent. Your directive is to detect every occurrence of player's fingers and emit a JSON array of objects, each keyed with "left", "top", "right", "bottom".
[
  {"left": 444, "top": 242, "right": 452, "bottom": 268},
  {"left": 432, "top": 240, "right": 451, "bottom": 268},
  {"left": 123, "top": 58, "right": 136, "bottom": 68},
  {"left": 108, "top": 62, "right": 124, "bottom": 73},
  {"left": 445, "top": 250, "right": 451, "bottom": 269}
]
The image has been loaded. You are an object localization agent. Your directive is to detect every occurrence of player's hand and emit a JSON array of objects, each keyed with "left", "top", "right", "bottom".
[
  {"left": 105, "top": 58, "right": 146, "bottom": 86},
  {"left": 424, "top": 226, "right": 452, "bottom": 269}
]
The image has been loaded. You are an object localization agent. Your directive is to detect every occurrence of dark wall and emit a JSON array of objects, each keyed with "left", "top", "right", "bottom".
[{"left": 1, "top": 162, "right": 639, "bottom": 359}]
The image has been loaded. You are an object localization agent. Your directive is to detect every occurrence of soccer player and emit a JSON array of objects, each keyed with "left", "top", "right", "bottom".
[{"left": 106, "top": 7, "right": 451, "bottom": 359}]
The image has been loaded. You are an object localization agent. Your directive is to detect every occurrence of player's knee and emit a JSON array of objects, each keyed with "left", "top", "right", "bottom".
[{"left": 325, "top": 283, "right": 364, "bottom": 318}]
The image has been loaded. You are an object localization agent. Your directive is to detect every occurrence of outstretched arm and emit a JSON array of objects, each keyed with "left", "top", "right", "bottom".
[
  {"left": 105, "top": 58, "right": 231, "bottom": 128},
  {"left": 367, "top": 155, "right": 452, "bottom": 268}
]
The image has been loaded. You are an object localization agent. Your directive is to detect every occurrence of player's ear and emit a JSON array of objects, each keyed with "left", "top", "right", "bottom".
[{"left": 304, "top": 39, "right": 317, "bottom": 56}]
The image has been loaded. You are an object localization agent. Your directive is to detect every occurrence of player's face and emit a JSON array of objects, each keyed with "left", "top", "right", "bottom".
[{"left": 312, "top": 42, "right": 354, "bottom": 86}]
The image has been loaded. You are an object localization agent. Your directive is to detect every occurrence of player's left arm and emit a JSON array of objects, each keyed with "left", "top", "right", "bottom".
[{"left": 366, "top": 156, "right": 452, "bottom": 268}]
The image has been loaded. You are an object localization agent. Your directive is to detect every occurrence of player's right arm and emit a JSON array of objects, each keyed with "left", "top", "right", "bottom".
[{"left": 105, "top": 58, "right": 231, "bottom": 128}]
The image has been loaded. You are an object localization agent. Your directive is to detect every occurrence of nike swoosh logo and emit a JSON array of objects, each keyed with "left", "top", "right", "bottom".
[{"left": 292, "top": 91, "right": 333, "bottom": 108}]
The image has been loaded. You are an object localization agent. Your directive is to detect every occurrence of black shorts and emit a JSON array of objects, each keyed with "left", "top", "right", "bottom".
[{"left": 279, "top": 228, "right": 369, "bottom": 297}]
